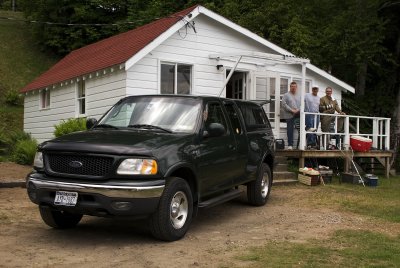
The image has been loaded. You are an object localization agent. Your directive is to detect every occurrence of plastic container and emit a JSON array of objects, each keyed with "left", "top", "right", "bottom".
[
  {"left": 350, "top": 136, "right": 372, "bottom": 152},
  {"left": 364, "top": 174, "right": 378, "bottom": 187}
]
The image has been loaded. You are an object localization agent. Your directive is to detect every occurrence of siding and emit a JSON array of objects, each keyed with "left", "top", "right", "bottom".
[
  {"left": 23, "top": 70, "right": 126, "bottom": 143},
  {"left": 126, "top": 14, "right": 276, "bottom": 97}
]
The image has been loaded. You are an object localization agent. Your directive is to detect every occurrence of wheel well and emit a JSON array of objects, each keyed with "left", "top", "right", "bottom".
[
  {"left": 263, "top": 154, "right": 274, "bottom": 180},
  {"left": 169, "top": 168, "right": 198, "bottom": 202}
]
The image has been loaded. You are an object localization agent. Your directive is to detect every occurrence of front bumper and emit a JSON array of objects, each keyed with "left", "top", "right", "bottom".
[{"left": 26, "top": 172, "right": 165, "bottom": 217}]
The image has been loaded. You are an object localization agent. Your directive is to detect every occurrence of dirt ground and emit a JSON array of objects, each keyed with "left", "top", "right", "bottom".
[
  {"left": 0, "top": 163, "right": 399, "bottom": 267},
  {"left": 0, "top": 162, "right": 32, "bottom": 181}
]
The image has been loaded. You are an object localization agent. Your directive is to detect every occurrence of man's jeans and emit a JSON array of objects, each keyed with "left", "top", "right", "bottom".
[
  {"left": 286, "top": 117, "right": 295, "bottom": 147},
  {"left": 306, "top": 114, "right": 319, "bottom": 145}
]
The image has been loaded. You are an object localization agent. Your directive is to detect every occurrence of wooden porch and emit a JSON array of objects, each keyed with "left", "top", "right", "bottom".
[{"left": 276, "top": 149, "right": 394, "bottom": 178}]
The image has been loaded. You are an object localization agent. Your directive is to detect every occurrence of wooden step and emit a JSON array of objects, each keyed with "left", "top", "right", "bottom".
[
  {"left": 273, "top": 171, "right": 297, "bottom": 180},
  {"left": 274, "top": 163, "right": 289, "bottom": 172},
  {"left": 273, "top": 178, "right": 298, "bottom": 185}
]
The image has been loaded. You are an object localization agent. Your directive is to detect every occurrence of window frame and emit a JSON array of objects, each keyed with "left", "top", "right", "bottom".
[
  {"left": 159, "top": 61, "right": 193, "bottom": 95},
  {"left": 76, "top": 80, "right": 86, "bottom": 117},
  {"left": 39, "top": 89, "right": 51, "bottom": 110}
]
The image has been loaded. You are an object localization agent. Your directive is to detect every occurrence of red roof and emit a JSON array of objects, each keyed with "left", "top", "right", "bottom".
[{"left": 21, "top": 5, "right": 198, "bottom": 93}]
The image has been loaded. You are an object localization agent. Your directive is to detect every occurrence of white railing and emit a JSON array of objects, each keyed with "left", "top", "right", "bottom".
[{"left": 301, "top": 112, "right": 391, "bottom": 150}]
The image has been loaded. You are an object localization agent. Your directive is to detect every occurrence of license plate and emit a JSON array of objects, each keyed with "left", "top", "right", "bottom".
[{"left": 54, "top": 191, "right": 78, "bottom": 206}]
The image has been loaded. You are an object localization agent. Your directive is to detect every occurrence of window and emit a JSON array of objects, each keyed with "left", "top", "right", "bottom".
[
  {"left": 77, "top": 80, "right": 86, "bottom": 115},
  {"left": 238, "top": 103, "right": 269, "bottom": 132},
  {"left": 224, "top": 103, "right": 243, "bottom": 134},
  {"left": 205, "top": 102, "right": 228, "bottom": 134},
  {"left": 40, "top": 90, "right": 50, "bottom": 109},
  {"left": 161, "top": 63, "right": 191, "bottom": 94}
]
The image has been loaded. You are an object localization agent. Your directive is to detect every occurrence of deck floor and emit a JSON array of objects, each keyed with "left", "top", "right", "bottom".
[{"left": 276, "top": 149, "right": 394, "bottom": 178}]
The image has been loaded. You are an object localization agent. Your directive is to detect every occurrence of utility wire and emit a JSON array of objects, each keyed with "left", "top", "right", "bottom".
[{"left": 0, "top": 14, "right": 185, "bottom": 27}]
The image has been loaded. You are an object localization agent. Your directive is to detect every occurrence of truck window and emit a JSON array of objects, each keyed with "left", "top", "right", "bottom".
[
  {"left": 238, "top": 103, "right": 269, "bottom": 132},
  {"left": 205, "top": 102, "right": 229, "bottom": 134},
  {"left": 224, "top": 103, "right": 243, "bottom": 135}
]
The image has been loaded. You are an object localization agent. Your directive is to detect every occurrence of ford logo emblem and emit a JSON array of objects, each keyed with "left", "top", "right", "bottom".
[{"left": 69, "top": 161, "right": 83, "bottom": 168}]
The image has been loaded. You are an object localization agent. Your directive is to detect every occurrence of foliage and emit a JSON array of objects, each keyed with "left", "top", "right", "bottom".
[
  {"left": 4, "top": 89, "right": 22, "bottom": 106},
  {"left": 11, "top": 137, "right": 37, "bottom": 165},
  {"left": 54, "top": 118, "right": 87, "bottom": 137},
  {"left": 0, "top": 10, "right": 57, "bottom": 96}
]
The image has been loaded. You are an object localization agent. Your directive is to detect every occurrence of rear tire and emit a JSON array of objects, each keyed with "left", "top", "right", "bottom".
[
  {"left": 150, "top": 177, "right": 193, "bottom": 241},
  {"left": 39, "top": 206, "right": 82, "bottom": 229},
  {"left": 247, "top": 163, "right": 272, "bottom": 206}
]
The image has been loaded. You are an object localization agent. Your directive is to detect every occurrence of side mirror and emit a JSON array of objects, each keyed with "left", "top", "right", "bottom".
[
  {"left": 204, "top": 123, "right": 225, "bottom": 138},
  {"left": 86, "top": 118, "right": 97, "bottom": 129}
]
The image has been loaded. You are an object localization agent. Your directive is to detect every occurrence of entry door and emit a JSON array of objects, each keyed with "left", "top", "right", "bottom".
[
  {"left": 230, "top": 72, "right": 247, "bottom": 99},
  {"left": 253, "top": 71, "right": 280, "bottom": 138}
]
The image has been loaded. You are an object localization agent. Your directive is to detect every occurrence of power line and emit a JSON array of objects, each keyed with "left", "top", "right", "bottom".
[{"left": 0, "top": 14, "right": 184, "bottom": 27}]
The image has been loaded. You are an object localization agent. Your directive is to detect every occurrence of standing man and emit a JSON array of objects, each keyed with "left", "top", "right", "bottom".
[
  {"left": 305, "top": 85, "right": 320, "bottom": 147},
  {"left": 281, "top": 81, "right": 300, "bottom": 150},
  {"left": 320, "top": 87, "right": 346, "bottom": 147}
]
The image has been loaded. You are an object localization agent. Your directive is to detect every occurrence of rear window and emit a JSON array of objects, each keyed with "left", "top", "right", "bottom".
[{"left": 238, "top": 103, "right": 270, "bottom": 132}]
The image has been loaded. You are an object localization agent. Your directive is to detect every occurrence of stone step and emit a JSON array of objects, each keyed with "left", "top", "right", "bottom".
[
  {"left": 274, "top": 163, "right": 288, "bottom": 172},
  {"left": 273, "top": 171, "right": 297, "bottom": 180},
  {"left": 273, "top": 178, "right": 298, "bottom": 185}
]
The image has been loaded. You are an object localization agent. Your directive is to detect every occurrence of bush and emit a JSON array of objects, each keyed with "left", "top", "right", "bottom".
[
  {"left": 0, "top": 129, "right": 32, "bottom": 157},
  {"left": 12, "top": 138, "right": 38, "bottom": 165},
  {"left": 4, "top": 89, "right": 22, "bottom": 106},
  {"left": 54, "top": 118, "right": 87, "bottom": 137}
]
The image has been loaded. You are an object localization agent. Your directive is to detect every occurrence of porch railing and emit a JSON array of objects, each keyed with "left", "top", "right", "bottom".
[{"left": 301, "top": 112, "right": 391, "bottom": 151}]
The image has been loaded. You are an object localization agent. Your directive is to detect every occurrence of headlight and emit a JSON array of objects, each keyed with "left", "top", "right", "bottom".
[
  {"left": 33, "top": 152, "right": 43, "bottom": 169},
  {"left": 117, "top": 159, "right": 158, "bottom": 175}
]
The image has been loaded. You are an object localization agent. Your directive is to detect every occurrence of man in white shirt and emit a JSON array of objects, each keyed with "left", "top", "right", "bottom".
[
  {"left": 305, "top": 85, "right": 320, "bottom": 147},
  {"left": 281, "top": 81, "right": 300, "bottom": 149}
]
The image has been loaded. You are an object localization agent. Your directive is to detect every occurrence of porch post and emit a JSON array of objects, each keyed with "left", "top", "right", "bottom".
[
  {"left": 344, "top": 116, "right": 350, "bottom": 149},
  {"left": 385, "top": 118, "right": 391, "bottom": 150},
  {"left": 299, "top": 62, "right": 307, "bottom": 150},
  {"left": 372, "top": 119, "right": 378, "bottom": 149}
]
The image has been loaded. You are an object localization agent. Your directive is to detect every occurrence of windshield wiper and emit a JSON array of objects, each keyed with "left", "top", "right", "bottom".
[
  {"left": 127, "top": 124, "right": 172, "bottom": 133},
  {"left": 93, "top": 124, "right": 120, "bottom": 130}
]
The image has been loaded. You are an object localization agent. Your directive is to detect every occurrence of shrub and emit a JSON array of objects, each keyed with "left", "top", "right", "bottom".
[
  {"left": 54, "top": 118, "right": 87, "bottom": 137},
  {"left": 4, "top": 89, "right": 22, "bottom": 106},
  {"left": 0, "top": 129, "right": 32, "bottom": 156},
  {"left": 12, "top": 138, "right": 38, "bottom": 165}
]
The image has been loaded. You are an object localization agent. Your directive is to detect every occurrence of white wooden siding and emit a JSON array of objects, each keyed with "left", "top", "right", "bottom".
[
  {"left": 126, "top": 14, "right": 275, "bottom": 97},
  {"left": 23, "top": 70, "right": 126, "bottom": 143}
]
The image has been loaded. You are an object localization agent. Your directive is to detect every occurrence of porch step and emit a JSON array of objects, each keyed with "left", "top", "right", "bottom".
[
  {"left": 273, "top": 171, "right": 297, "bottom": 180},
  {"left": 273, "top": 178, "right": 298, "bottom": 185},
  {"left": 274, "top": 163, "right": 289, "bottom": 172}
]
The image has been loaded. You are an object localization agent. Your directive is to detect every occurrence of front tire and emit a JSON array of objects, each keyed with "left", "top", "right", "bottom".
[
  {"left": 39, "top": 206, "right": 82, "bottom": 229},
  {"left": 150, "top": 177, "right": 193, "bottom": 241},
  {"left": 247, "top": 163, "right": 272, "bottom": 206}
]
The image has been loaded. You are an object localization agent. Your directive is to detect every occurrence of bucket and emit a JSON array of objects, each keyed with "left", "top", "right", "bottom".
[{"left": 364, "top": 174, "right": 378, "bottom": 187}]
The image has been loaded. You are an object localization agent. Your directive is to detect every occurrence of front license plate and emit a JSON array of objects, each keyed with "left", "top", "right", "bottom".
[{"left": 54, "top": 191, "right": 78, "bottom": 206}]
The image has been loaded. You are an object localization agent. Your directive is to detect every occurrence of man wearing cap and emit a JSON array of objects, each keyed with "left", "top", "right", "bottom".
[
  {"left": 281, "top": 81, "right": 300, "bottom": 150},
  {"left": 320, "top": 87, "right": 346, "bottom": 146},
  {"left": 305, "top": 85, "right": 320, "bottom": 147}
]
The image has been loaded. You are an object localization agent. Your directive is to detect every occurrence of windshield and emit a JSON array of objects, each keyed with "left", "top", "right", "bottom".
[{"left": 97, "top": 96, "right": 201, "bottom": 133}]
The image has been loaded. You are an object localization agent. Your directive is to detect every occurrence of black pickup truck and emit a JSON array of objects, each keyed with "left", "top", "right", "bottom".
[{"left": 27, "top": 95, "right": 275, "bottom": 241}]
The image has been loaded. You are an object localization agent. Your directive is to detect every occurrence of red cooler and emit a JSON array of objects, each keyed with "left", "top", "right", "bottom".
[{"left": 350, "top": 136, "right": 372, "bottom": 152}]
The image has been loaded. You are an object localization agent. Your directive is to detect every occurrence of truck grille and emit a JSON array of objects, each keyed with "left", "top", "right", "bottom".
[{"left": 45, "top": 153, "right": 114, "bottom": 178}]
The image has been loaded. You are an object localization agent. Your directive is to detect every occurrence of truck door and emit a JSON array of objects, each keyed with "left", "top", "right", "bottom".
[
  {"left": 197, "top": 101, "right": 239, "bottom": 196},
  {"left": 223, "top": 101, "right": 248, "bottom": 185}
]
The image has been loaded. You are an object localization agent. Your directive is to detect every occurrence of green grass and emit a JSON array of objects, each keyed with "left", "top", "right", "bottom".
[
  {"left": 300, "top": 176, "right": 400, "bottom": 223},
  {"left": 239, "top": 230, "right": 400, "bottom": 267},
  {"left": 0, "top": 10, "right": 57, "bottom": 96}
]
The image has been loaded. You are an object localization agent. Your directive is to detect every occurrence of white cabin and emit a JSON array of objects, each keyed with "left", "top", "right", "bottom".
[{"left": 22, "top": 5, "right": 355, "bottom": 145}]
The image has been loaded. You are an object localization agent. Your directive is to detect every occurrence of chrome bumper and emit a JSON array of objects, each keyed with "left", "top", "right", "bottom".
[{"left": 28, "top": 177, "right": 165, "bottom": 199}]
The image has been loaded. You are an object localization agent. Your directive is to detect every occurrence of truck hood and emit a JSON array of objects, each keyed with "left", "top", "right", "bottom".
[{"left": 40, "top": 129, "right": 194, "bottom": 156}]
